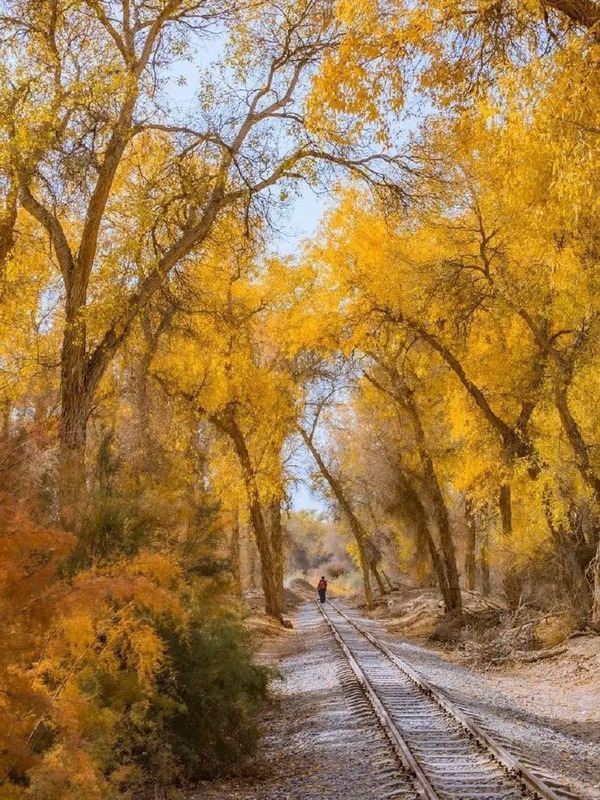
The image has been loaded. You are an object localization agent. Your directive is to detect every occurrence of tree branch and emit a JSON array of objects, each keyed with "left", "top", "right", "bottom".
[{"left": 19, "top": 183, "right": 75, "bottom": 282}]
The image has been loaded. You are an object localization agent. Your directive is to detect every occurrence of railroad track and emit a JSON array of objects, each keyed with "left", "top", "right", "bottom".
[{"left": 317, "top": 599, "right": 577, "bottom": 800}]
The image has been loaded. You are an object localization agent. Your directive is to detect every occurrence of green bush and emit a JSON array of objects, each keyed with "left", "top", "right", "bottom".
[
  {"left": 159, "top": 615, "right": 270, "bottom": 780},
  {"left": 50, "top": 434, "right": 269, "bottom": 794},
  {"left": 77, "top": 613, "right": 269, "bottom": 797}
]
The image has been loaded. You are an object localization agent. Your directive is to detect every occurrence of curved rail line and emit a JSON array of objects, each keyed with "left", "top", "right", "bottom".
[{"left": 317, "top": 599, "right": 576, "bottom": 800}]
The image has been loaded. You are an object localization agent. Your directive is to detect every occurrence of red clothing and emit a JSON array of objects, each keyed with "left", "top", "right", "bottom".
[{"left": 317, "top": 579, "right": 327, "bottom": 590}]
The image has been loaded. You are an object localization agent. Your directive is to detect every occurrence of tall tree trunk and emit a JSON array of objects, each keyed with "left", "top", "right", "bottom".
[
  {"left": 268, "top": 497, "right": 285, "bottom": 611},
  {"left": 428, "top": 481, "right": 462, "bottom": 616},
  {"left": 230, "top": 505, "right": 243, "bottom": 598},
  {"left": 395, "top": 467, "right": 452, "bottom": 610},
  {"left": 499, "top": 482, "right": 513, "bottom": 536},
  {"left": 246, "top": 526, "right": 257, "bottom": 590},
  {"left": 59, "top": 291, "right": 90, "bottom": 531},
  {"left": 385, "top": 371, "right": 462, "bottom": 617},
  {"left": 247, "top": 496, "right": 283, "bottom": 620},
  {"left": 498, "top": 479, "right": 522, "bottom": 606},
  {"left": 464, "top": 499, "right": 477, "bottom": 592},
  {"left": 364, "top": 536, "right": 387, "bottom": 595},
  {"left": 355, "top": 534, "right": 374, "bottom": 610},
  {"left": 214, "top": 407, "right": 283, "bottom": 621},
  {"left": 299, "top": 427, "right": 374, "bottom": 609},
  {"left": 480, "top": 531, "right": 491, "bottom": 596}
]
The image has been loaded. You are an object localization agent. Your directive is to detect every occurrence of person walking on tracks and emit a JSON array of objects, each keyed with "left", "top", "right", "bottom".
[{"left": 317, "top": 576, "right": 328, "bottom": 603}]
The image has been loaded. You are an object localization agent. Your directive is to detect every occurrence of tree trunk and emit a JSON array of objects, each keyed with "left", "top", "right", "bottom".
[
  {"left": 248, "top": 496, "right": 283, "bottom": 620},
  {"left": 390, "top": 374, "right": 462, "bottom": 617},
  {"left": 371, "top": 561, "right": 387, "bottom": 595},
  {"left": 381, "top": 569, "right": 395, "bottom": 591},
  {"left": 230, "top": 505, "right": 243, "bottom": 598},
  {"left": 364, "top": 536, "right": 387, "bottom": 595},
  {"left": 429, "top": 484, "right": 462, "bottom": 616},
  {"left": 215, "top": 408, "right": 283, "bottom": 621},
  {"left": 395, "top": 468, "right": 452, "bottom": 609},
  {"left": 465, "top": 500, "right": 477, "bottom": 592},
  {"left": 58, "top": 295, "right": 90, "bottom": 532},
  {"left": 499, "top": 482, "right": 513, "bottom": 537},
  {"left": 268, "top": 497, "right": 285, "bottom": 611},
  {"left": 480, "top": 531, "right": 491, "bottom": 596},
  {"left": 355, "top": 533, "right": 374, "bottom": 610},
  {"left": 246, "top": 526, "right": 257, "bottom": 590},
  {"left": 498, "top": 481, "right": 522, "bottom": 606},
  {"left": 299, "top": 427, "right": 374, "bottom": 609}
]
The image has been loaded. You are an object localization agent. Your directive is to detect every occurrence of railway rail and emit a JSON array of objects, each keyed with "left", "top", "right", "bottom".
[{"left": 317, "top": 599, "right": 577, "bottom": 800}]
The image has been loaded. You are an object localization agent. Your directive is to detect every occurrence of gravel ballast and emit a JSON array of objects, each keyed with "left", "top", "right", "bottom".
[
  {"left": 194, "top": 603, "right": 417, "bottom": 800},
  {"left": 195, "top": 601, "right": 600, "bottom": 799},
  {"left": 347, "top": 604, "right": 600, "bottom": 800}
]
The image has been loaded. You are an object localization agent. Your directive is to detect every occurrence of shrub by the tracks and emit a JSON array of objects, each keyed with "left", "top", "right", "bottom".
[{"left": 0, "top": 492, "right": 269, "bottom": 800}]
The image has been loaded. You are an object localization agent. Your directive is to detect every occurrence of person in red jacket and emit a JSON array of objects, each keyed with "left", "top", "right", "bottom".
[{"left": 317, "top": 576, "right": 328, "bottom": 604}]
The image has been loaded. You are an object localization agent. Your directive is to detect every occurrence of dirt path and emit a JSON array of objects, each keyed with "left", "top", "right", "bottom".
[{"left": 195, "top": 602, "right": 600, "bottom": 799}]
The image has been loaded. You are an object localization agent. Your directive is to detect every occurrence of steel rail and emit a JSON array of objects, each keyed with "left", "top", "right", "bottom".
[
  {"left": 316, "top": 599, "right": 440, "bottom": 800},
  {"left": 326, "top": 598, "right": 568, "bottom": 800}
]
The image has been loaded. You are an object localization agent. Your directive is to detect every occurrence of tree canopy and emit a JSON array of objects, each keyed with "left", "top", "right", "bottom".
[{"left": 3, "top": 0, "right": 600, "bottom": 795}]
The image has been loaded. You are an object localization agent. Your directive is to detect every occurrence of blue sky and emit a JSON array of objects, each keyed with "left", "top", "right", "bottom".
[
  {"left": 292, "top": 479, "right": 326, "bottom": 512},
  {"left": 279, "top": 188, "right": 332, "bottom": 513}
]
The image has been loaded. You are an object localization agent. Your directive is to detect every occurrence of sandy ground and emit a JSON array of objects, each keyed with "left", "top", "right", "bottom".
[
  {"left": 488, "top": 634, "right": 600, "bottom": 744},
  {"left": 195, "top": 599, "right": 600, "bottom": 799},
  {"left": 474, "top": 635, "right": 600, "bottom": 797}
]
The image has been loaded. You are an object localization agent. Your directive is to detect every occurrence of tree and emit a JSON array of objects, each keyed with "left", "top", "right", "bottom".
[
  {"left": 299, "top": 424, "right": 377, "bottom": 608},
  {"left": 146, "top": 228, "right": 300, "bottom": 619},
  {"left": 364, "top": 361, "right": 462, "bottom": 616},
  {"left": 1, "top": 0, "right": 408, "bottom": 527}
]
